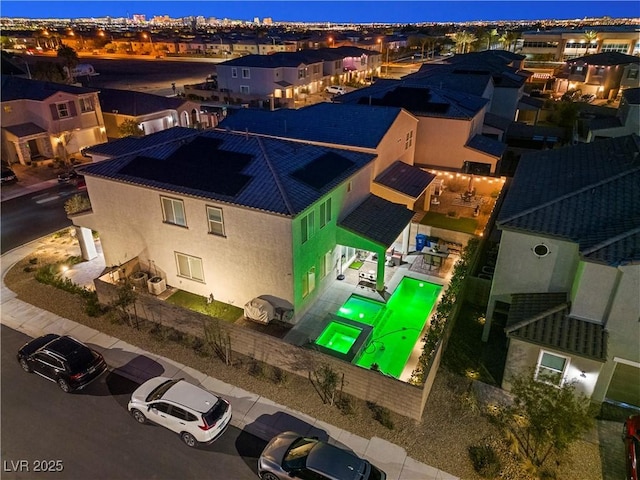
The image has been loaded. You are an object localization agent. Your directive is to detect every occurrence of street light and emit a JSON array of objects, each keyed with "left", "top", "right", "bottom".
[{"left": 328, "top": 36, "right": 334, "bottom": 48}]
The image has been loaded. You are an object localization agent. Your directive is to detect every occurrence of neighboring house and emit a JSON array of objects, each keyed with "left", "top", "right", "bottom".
[
  {"left": 71, "top": 130, "right": 417, "bottom": 322},
  {"left": 214, "top": 47, "right": 381, "bottom": 105},
  {"left": 0, "top": 75, "right": 107, "bottom": 166},
  {"left": 554, "top": 51, "right": 640, "bottom": 101},
  {"left": 219, "top": 102, "right": 432, "bottom": 261},
  {"left": 97, "top": 88, "right": 206, "bottom": 140},
  {"left": 337, "top": 81, "right": 504, "bottom": 175},
  {"left": 483, "top": 134, "right": 640, "bottom": 408},
  {"left": 518, "top": 26, "right": 640, "bottom": 61},
  {"left": 586, "top": 87, "right": 640, "bottom": 142}
]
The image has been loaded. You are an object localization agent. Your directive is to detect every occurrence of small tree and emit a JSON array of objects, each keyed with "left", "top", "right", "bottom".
[
  {"left": 57, "top": 45, "right": 79, "bottom": 82},
  {"left": 499, "top": 370, "right": 594, "bottom": 475},
  {"left": 111, "top": 279, "right": 139, "bottom": 328},
  {"left": 64, "top": 194, "right": 91, "bottom": 215},
  {"left": 118, "top": 119, "right": 143, "bottom": 138}
]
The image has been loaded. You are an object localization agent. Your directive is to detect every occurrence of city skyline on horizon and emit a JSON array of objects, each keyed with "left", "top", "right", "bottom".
[{"left": 1, "top": 1, "right": 639, "bottom": 24}]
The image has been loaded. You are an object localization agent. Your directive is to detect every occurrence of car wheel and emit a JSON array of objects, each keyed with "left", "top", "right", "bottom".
[
  {"left": 181, "top": 432, "right": 197, "bottom": 448},
  {"left": 131, "top": 409, "right": 146, "bottom": 424},
  {"left": 19, "top": 358, "right": 32, "bottom": 373},
  {"left": 260, "top": 473, "right": 280, "bottom": 480},
  {"left": 57, "top": 378, "right": 71, "bottom": 393}
]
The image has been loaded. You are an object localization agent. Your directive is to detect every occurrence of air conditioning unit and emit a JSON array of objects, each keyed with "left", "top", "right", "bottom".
[
  {"left": 129, "top": 271, "right": 148, "bottom": 289},
  {"left": 147, "top": 276, "right": 166, "bottom": 295}
]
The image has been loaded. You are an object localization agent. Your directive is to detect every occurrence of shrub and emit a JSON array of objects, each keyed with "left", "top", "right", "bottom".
[
  {"left": 271, "top": 366, "right": 289, "bottom": 385},
  {"left": 469, "top": 444, "right": 501, "bottom": 478},
  {"left": 367, "top": 402, "right": 394, "bottom": 429},
  {"left": 336, "top": 395, "right": 356, "bottom": 416},
  {"left": 247, "top": 358, "right": 264, "bottom": 378},
  {"left": 84, "top": 291, "right": 106, "bottom": 317}
]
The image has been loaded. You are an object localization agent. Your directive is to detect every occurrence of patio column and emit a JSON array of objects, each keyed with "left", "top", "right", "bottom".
[
  {"left": 375, "top": 250, "right": 385, "bottom": 292},
  {"left": 75, "top": 226, "right": 98, "bottom": 261},
  {"left": 401, "top": 224, "right": 410, "bottom": 255}
]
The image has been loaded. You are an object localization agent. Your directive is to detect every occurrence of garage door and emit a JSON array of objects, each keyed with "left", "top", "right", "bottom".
[{"left": 606, "top": 362, "right": 640, "bottom": 407}]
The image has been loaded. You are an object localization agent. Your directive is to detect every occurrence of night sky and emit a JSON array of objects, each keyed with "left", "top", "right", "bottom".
[{"left": 1, "top": 1, "right": 639, "bottom": 23}]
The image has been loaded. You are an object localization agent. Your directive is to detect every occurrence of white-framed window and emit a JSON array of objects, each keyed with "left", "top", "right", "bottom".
[
  {"left": 535, "top": 350, "right": 569, "bottom": 386},
  {"left": 56, "top": 103, "right": 70, "bottom": 118},
  {"left": 79, "top": 97, "right": 94, "bottom": 113},
  {"left": 301, "top": 211, "right": 315, "bottom": 244},
  {"left": 242, "top": 68, "right": 250, "bottom": 79},
  {"left": 231, "top": 67, "right": 238, "bottom": 78},
  {"left": 161, "top": 196, "right": 187, "bottom": 227},
  {"left": 175, "top": 252, "right": 204, "bottom": 282},
  {"left": 302, "top": 266, "right": 316, "bottom": 297},
  {"left": 405, "top": 130, "right": 413, "bottom": 149},
  {"left": 206, "top": 206, "right": 225, "bottom": 236},
  {"left": 319, "top": 198, "right": 332, "bottom": 228},
  {"left": 240, "top": 85, "right": 250, "bottom": 94},
  {"left": 322, "top": 251, "right": 332, "bottom": 277}
]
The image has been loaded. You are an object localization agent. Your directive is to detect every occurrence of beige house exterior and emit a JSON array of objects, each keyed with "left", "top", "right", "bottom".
[{"left": 1, "top": 75, "right": 107, "bottom": 165}]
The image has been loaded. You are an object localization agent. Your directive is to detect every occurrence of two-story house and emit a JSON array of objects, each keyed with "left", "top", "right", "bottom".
[
  {"left": 0, "top": 75, "right": 107, "bottom": 165},
  {"left": 337, "top": 80, "right": 504, "bottom": 176},
  {"left": 483, "top": 134, "right": 640, "bottom": 409},
  {"left": 586, "top": 87, "right": 640, "bottom": 142},
  {"left": 555, "top": 51, "right": 640, "bottom": 101},
  {"left": 97, "top": 88, "right": 206, "bottom": 140},
  {"left": 71, "top": 130, "right": 416, "bottom": 322}
]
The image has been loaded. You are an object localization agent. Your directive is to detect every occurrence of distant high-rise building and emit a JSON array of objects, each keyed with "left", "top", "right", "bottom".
[
  {"left": 253, "top": 17, "right": 260, "bottom": 24},
  {"left": 263, "top": 17, "right": 273, "bottom": 25},
  {"left": 131, "top": 14, "right": 146, "bottom": 24}
]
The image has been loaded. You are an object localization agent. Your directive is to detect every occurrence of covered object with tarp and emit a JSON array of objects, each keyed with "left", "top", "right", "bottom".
[{"left": 243, "top": 297, "right": 275, "bottom": 324}]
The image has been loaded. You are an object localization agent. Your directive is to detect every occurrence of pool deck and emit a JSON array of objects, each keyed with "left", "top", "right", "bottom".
[{"left": 284, "top": 245, "right": 455, "bottom": 382}]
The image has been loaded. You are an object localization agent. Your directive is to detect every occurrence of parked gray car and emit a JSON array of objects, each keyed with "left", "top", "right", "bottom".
[{"left": 258, "top": 431, "right": 386, "bottom": 480}]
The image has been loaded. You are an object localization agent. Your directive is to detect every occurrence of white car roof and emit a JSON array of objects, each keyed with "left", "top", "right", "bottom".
[{"left": 163, "top": 379, "right": 220, "bottom": 413}]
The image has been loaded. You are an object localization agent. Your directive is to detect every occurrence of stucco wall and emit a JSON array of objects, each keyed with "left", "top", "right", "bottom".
[
  {"left": 605, "top": 264, "right": 640, "bottom": 364},
  {"left": 571, "top": 261, "right": 620, "bottom": 322},
  {"left": 76, "top": 177, "right": 294, "bottom": 312}
]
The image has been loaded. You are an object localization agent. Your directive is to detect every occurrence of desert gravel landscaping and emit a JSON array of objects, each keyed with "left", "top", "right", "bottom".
[{"left": 2, "top": 233, "right": 604, "bottom": 480}]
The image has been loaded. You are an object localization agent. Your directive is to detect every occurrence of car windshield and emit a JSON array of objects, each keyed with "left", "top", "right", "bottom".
[
  {"left": 146, "top": 379, "right": 180, "bottom": 402},
  {"left": 202, "top": 398, "right": 227, "bottom": 427},
  {"left": 282, "top": 437, "right": 317, "bottom": 471}
]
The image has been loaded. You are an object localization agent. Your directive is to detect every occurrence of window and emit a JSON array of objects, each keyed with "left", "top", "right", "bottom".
[
  {"left": 628, "top": 69, "right": 639, "bottom": 80},
  {"left": 322, "top": 251, "right": 332, "bottom": 277},
  {"left": 240, "top": 85, "right": 250, "bottom": 94},
  {"left": 298, "top": 68, "right": 307, "bottom": 79},
  {"left": 319, "top": 198, "right": 331, "bottom": 228},
  {"left": 312, "top": 64, "right": 320, "bottom": 74},
  {"left": 56, "top": 103, "right": 70, "bottom": 118},
  {"left": 231, "top": 67, "right": 238, "bottom": 78},
  {"left": 302, "top": 267, "right": 316, "bottom": 298},
  {"left": 405, "top": 130, "right": 413, "bottom": 149},
  {"left": 206, "top": 206, "right": 225, "bottom": 236},
  {"left": 535, "top": 351, "right": 568, "bottom": 386},
  {"left": 161, "top": 196, "right": 187, "bottom": 227},
  {"left": 151, "top": 402, "right": 172, "bottom": 414},
  {"left": 533, "top": 243, "right": 550, "bottom": 257},
  {"left": 301, "top": 211, "right": 315, "bottom": 244},
  {"left": 175, "top": 252, "right": 205, "bottom": 282},
  {"left": 79, "top": 97, "right": 94, "bottom": 113},
  {"left": 3, "top": 105, "right": 12, "bottom": 113},
  {"left": 241, "top": 68, "right": 250, "bottom": 79}
]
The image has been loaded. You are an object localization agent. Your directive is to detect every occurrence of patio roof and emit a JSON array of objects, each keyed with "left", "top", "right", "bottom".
[
  {"left": 338, "top": 194, "right": 414, "bottom": 248},
  {"left": 2, "top": 122, "right": 48, "bottom": 138},
  {"left": 374, "top": 160, "right": 436, "bottom": 199},
  {"left": 505, "top": 292, "right": 607, "bottom": 361}
]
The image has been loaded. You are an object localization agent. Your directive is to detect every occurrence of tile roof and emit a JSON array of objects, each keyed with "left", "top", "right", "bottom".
[
  {"left": 219, "top": 102, "right": 404, "bottom": 149},
  {"left": 484, "top": 112, "right": 513, "bottom": 131},
  {"left": 498, "top": 134, "right": 640, "bottom": 267},
  {"left": 0, "top": 74, "right": 98, "bottom": 102},
  {"left": 217, "top": 46, "right": 378, "bottom": 69},
  {"left": 374, "top": 161, "right": 436, "bottom": 198},
  {"left": 338, "top": 194, "right": 415, "bottom": 248},
  {"left": 2, "top": 122, "right": 48, "bottom": 138},
  {"left": 98, "top": 88, "right": 192, "bottom": 116},
  {"left": 506, "top": 292, "right": 607, "bottom": 361},
  {"left": 568, "top": 51, "right": 640, "bottom": 66},
  {"left": 80, "top": 130, "right": 375, "bottom": 217},
  {"left": 401, "top": 65, "right": 492, "bottom": 97},
  {"left": 466, "top": 134, "right": 507, "bottom": 158},
  {"left": 622, "top": 87, "right": 640, "bottom": 105},
  {"left": 336, "top": 82, "right": 488, "bottom": 119},
  {"left": 82, "top": 127, "right": 200, "bottom": 159}
]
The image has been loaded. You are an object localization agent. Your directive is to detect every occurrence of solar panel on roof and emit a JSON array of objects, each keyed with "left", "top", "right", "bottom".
[
  {"left": 291, "top": 152, "right": 355, "bottom": 190},
  {"left": 118, "top": 137, "right": 254, "bottom": 197}
]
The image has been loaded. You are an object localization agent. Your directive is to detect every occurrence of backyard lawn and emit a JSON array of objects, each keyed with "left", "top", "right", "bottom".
[
  {"left": 165, "top": 290, "right": 243, "bottom": 322},
  {"left": 420, "top": 211, "right": 478, "bottom": 234}
]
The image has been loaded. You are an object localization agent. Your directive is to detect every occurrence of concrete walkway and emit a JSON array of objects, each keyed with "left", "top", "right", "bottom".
[{"left": 1, "top": 237, "right": 458, "bottom": 479}]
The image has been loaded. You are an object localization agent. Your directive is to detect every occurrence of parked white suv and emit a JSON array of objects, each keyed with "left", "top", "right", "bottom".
[
  {"left": 325, "top": 85, "right": 347, "bottom": 95},
  {"left": 128, "top": 376, "right": 232, "bottom": 447}
]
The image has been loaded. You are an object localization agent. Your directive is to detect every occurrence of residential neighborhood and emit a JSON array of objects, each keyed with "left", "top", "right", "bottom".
[{"left": 1, "top": 9, "right": 639, "bottom": 480}]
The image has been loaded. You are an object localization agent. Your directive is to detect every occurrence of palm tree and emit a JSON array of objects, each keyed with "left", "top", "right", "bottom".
[
  {"left": 584, "top": 30, "right": 598, "bottom": 53},
  {"left": 487, "top": 28, "right": 498, "bottom": 50},
  {"left": 453, "top": 31, "right": 477, "bottom": 54},
  {"left": 57, "top": 45, "right": 79, "bottom": 82}
]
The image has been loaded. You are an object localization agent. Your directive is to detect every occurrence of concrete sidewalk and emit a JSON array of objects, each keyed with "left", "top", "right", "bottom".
[{"left": 1, "top": 241, "right": 458, "bottom": 480}]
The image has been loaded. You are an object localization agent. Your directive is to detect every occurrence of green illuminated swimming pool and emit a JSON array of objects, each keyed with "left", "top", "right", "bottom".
[{"left": 315, "top": 277, "right": 442, "bottom": 378}]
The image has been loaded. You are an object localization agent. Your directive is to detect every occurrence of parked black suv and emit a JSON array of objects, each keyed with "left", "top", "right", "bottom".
[{"left": 17, "top": 334, "right": 108, "bottom": 392}]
